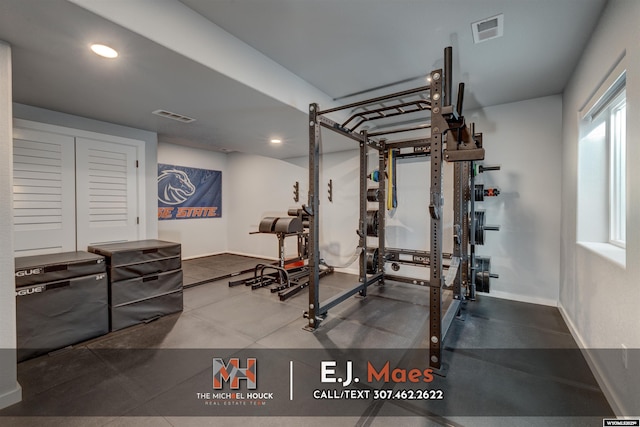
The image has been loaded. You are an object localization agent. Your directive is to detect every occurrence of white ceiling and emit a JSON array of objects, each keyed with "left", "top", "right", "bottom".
[{"left": 0, "top": 0, "right": 607, "bottom": 159}]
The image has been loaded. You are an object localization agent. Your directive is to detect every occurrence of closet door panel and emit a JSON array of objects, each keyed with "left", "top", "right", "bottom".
[
  {"left": 13, "top": 127, "right": 76, "bottom": 256},
  {"left": 75, "top": 138, "right": 139, "bottom": 250}
]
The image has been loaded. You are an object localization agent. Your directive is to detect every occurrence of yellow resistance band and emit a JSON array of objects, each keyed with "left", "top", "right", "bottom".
[{"left": 387, "top": 149, "right": 393, "bottom": 210}]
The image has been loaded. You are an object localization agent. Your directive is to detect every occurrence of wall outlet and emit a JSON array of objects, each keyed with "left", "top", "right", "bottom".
[{"left": 621, "top": 344, "right": 628, "bottom": 369}]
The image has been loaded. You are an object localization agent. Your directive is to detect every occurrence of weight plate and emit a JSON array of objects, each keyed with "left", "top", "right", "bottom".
[
  {"left": 473, "top": 210, "right": 486, "bottom": 245},
  {"left": 476, "top": 271, "right": 490, "bottom": 293},
  {"left": 367, "top": 188, "right": 380, "bottom": 202},
  {"left": 365, "top": 247, "right": 379, "bottom": 274},
  {"left": 475, "top": 184, "right": 484, "bottom": 202},
  {"left": 366, "top": 210, "right": 379, "bottom": 237}
]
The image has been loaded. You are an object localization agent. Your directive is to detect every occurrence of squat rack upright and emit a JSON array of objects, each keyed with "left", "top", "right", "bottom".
[{"left": 304, "top": 47, "right": 485, "bottom": 370}]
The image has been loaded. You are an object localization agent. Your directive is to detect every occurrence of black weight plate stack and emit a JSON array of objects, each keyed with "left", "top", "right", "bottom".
[
  {"left": 474, "top": 210, "right": 486, "bottom": 245},
  {"left": 476, "top": 271, "right": 490, "bottom": 293},
  {"left": 365, "top": 248, "right": 379, "bottom": 274},
  {"left": 366, "top": 210, "right": 379, "bottom": 237}
]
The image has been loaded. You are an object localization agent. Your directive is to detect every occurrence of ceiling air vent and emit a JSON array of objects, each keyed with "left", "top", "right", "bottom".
[
  {"left": 471, "top": 14, "right": 504, "bottom": 44},
  {"left": 152, "top": 109, "right": 196, "bottom": 123}
]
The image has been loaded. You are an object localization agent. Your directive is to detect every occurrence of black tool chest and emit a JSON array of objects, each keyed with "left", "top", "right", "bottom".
[
  {"left": 14, "top": 251, "right": 109, "bottom": 361},
  {"left": 88, "top": 239, "right": 183, "bottom": 331}
]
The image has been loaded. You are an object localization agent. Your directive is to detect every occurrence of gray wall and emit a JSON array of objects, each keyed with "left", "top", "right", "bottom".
[
  {"left": 0, "top": 41, "right": 22, "bottom": 411},
  {"left": 226, "top": 152, "right": 308, "bottom": 262},
  {"left": 560, "top": 0, "right": 640, "bottom": 415},
  {"left": 467, "top": 95, "right": 563, "bottom": 305}
]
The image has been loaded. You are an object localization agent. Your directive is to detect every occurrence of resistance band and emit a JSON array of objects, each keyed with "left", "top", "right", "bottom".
[{"left": 387, "top": 149, "right": 398, "bottom": 209}]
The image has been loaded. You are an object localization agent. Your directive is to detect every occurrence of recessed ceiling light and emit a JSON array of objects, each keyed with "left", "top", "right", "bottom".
[
  {"left": 90, "top": 44, "right": 118, "bottom": 58},
  {"left": 270, "top": 138, "right": 282, "bottom": 144}
]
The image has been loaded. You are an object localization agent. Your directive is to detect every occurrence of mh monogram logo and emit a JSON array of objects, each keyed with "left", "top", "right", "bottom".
[{"left": 213, "top": 358, "right": 257, "bottom": 390}]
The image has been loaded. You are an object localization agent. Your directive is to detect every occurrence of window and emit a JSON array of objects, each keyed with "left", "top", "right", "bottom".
[
  {"left": 577, "top": 68, "right": 626, "bottom": 263},
  {"left": 608, "top": 92, "right": 626, "bottom": 247}
]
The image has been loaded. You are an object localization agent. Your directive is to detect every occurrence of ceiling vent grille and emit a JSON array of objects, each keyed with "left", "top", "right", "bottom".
[
  {"left": 472, "top": 14, "right": 504, "bottom": 44},
  {"left": 152, "top": 109, "right": 196, "bottom": 123}
]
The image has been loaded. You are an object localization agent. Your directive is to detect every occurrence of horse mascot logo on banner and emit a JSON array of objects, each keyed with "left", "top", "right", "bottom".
[{"left": 158, "top": 169, "right": 196, "bottom": 205}]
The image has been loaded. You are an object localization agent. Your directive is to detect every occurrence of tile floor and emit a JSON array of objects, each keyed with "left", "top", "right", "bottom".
[
  {"left": 0, "top": 254, "right": 614, "bottom": 426},
  {"left": 181, "top": 254, "right": 272, "bottom": 287}
]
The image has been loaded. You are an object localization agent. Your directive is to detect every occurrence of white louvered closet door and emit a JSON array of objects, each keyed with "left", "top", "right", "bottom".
[
  {"left": 75, "top": 137, "right": 139, "bottom": 250},
  {"left": 13, "top": 128, "right": 76, "bottom": 256}
]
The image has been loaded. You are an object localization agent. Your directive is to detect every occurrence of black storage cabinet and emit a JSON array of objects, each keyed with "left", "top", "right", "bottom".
[
  {"left": 15, "top": 251, "right": 109, "bottom": 362},
  {"left": 88, "top": 239, "right": 183, "bottom": 331}
]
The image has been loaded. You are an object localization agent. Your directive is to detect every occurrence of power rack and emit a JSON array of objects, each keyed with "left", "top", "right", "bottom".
[{"left": 304, "top": 46, "right": 498, "bottom": 371}]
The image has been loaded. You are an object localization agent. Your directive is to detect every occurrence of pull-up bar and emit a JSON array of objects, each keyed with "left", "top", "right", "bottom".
[
  {"left": 318, "top": 85, "right": 431, "bottom": 115},
  {"left": 341, "top": 99, "right": 431, "bottom": 132}
]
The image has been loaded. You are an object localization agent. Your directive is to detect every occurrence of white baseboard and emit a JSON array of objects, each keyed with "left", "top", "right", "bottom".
[
  {"left": 182, "top": 251, "right": 226, "bottom": 260},
  {"left": 479, "top": 289, "right": 557, "bottom": 307},
  {"left": 225, "top": 251, "right": 278, "bottom": 261},
  {"left": 183, "top": 251, "right": 278, "bottom": 261},
  {"left": 0, "top": 382, "right": 21, "bottom": 410},
  {"left": 557, "top": 302, "right": 624, "bottom": 417}
]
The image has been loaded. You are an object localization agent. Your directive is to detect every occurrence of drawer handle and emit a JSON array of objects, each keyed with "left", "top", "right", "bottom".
[
  {"left": 47, "top": 281, "right": 71, "bottom": 290},
  {"left": 45, "top": 264, "right": 68, "bottom": 273}
]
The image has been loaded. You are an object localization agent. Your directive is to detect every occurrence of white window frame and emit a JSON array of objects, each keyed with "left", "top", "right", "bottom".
[
  {"left": 577, "top": 57, "right": 626, "bottom": 267},
  {"left": 607, "top": 92, "right": 626, "bottom": 248}
]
